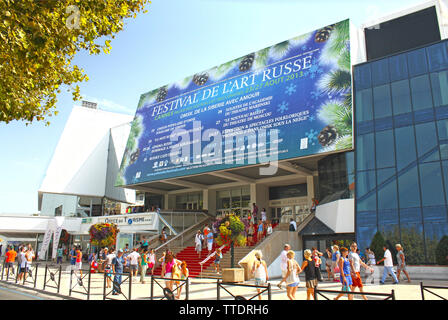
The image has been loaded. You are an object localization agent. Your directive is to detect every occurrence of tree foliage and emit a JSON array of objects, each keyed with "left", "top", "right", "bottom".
[
  {"left": 369, "top": 231, "right": 386, "bottom": 263},
  {"left": 435, "top": 235, "right": 448, "bottom": 265},
  {"left": 0, "top": 0, "right": 149, "bottom": 125}
]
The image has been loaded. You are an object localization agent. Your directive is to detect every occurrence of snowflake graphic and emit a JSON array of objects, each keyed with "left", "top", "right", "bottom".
[
  {"left": 308, "top": 64, "right": 323, "bottom": 77},
  {"left": 277, "top": 101, "right": 289, "bottom": 114},
  {"left": 305, "top": 129, "right": 319, "bottom": 146},
  {"left": 285, "top": 83, "right": 297, "bottom": 96},
  {"left": 308, "top": 115, "right": 315, "bottom": 122},
  {"left": 310, "top": 91, "right": 322, "bottom": 100}
]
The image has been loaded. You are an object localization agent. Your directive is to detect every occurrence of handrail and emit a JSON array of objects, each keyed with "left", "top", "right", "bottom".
[
  {"left": 155, "top": 214, "right": 211, "bottom": 253},
  {"left": 199, "top": 244, "right": 227, "bottom": 278},
  {"left": 158, "top": 213, "right": 178, "bottom": 236}
]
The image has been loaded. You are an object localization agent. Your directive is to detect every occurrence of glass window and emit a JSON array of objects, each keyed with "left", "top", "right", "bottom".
[
  {"left": 355, "top": 89, "right": 373, "bottom": 122},
  {"left": 373, "top": 84, "right": 392, "bottom": 119},
  {"left": 371, "top": 59, "right": 390, "bottom": 86},
  {"left": 410, "top": 75, "right": 433, "bottom": 111},
  {"left": 391, "top": 80, "right": 412, "bottom": 115},
  {"left": 400, "top": 207, "right": 422, "bottom": 224},
  {"left": 389, "top": 54, "right": 408, "bottom": 82},
  {"left": 437, "top": 119, "right": 448, "bottom": 160},
  {"left": 426, "top": 42, "right": 448, "bottom": 72},
  {"left": 375, "top": 130, "right": 395, "bottom": 169},
  {"left": 377, "top": 168, "right": 398, "bottom": 210},
  {"left": 356, "top": 133, "right": 375, "bottom": 170},
  {"left": 441, "top": 161, "right": 448, "bottom": 203},
  {"left": 399, "top": 222, "right": 425, "bottom": 264},
  {"left": 407, "top": 48, "right": 428, "bottom": 77},
  {"left": 424, "top": 221, "right": 448, "bottom": 264},
  {"left": 415, "top": 122, "right": 440, "bottom": 163},
  {"left": 395, "top": 126, "right": 417, "bottom": 172},
  {"left": 398, "top": 166, "right": 421, "bottom": 208},
  {"left": 356, "top": 192, "right": 376, "bottom": 212},
  {"left": 354, "top": 64, "right": 372, "bottom": 90},
  {"left": 419, "top": 162, "right": 445, "bottom": 206},
  {"left": 356, "top": 170, "right": 376, "bottom": 197},
  {"left": 430, "top": 71, "right": 448, "bottom": 107}
]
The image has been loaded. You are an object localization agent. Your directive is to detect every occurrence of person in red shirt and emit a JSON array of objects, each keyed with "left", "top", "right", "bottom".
[
  {"left": 5, "top": 246, "right": 17, "bottom": 276},
  {"left": 75, "top": 247, "right": 83, "bottom": 277}
]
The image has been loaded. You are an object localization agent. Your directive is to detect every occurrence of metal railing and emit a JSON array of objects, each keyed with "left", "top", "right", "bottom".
[
  {"left": 217, "top": 280, "right": 272, "bottom": 300},
  {"left": 199, "top": 245, "right": 227, "bottom": 277},
  {"left": 43, "top": 264, "right": 63, "bottom": 293},
  {"left": 69, "top": 269, "right": 92, "bottom": 300},
  {"left": 420, "top": 282, "right": 448, "bottom": 300},
  {"left": 313, "top": 288, "right": 395, "bottom": 300},
  {"left": 155, "top": 215, "right": 212, "bottom": 253},
  {"left": 21, "top": 263, "right": 39, "bottom": 288},
  {"left": 150, "top": 275, "right": 190, "bottom": 300},
  {"left": 103, "top": 272, "right": 133, "bottom": 300}
]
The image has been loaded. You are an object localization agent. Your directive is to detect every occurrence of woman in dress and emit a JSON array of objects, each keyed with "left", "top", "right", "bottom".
[
  {"left": 395, "top": 244, "right": 411, "bottom": 283},
  {"left": 282, "top": 250, "right": 301, "bottom": 300},
  {"left": 176, "top": 261, "right": 189, "bottom": 300},
  {"left": 147, "top": 248, "right": 156, "bottom": 275},
  {"left": 334, "top": 247, "right": 354, "bottom": 300},
  {"left": 247, "top": 223, "right": 255, "bottom": 246},
  {"left": 162, "top": 251, "right": 176, "bottom": 291},
  {"left": 252, "top": 250, "right": 268, "bottom": 300}
]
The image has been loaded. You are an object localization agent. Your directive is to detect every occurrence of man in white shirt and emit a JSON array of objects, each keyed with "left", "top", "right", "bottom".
[
  {"left": 377, "top": 245, "right": 399, "bottom": 284},
  {"left": 277, "top": 244, "right": 291, "bottom": 289},
  {"left": 127, "top": 248, "right": 140, "bottom": 280},
  {"left": 289, "top": 219, "right": 297, "bottom": 232}
]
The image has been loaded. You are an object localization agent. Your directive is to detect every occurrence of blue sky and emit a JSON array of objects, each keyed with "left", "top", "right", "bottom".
[{"left": 0, "top": 0, "right": 425, "bottom": 214}]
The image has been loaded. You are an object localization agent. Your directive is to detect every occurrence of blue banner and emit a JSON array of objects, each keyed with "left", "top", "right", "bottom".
[{"left": 117, "top": 19, "right": 352, "bottom": 186}]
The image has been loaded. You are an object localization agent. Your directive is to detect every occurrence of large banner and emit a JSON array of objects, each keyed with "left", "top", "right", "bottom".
[{"left": 117, "top": 19, "right": 352, "bottom": 186}]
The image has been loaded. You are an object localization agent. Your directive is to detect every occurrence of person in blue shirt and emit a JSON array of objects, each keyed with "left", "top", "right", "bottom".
[
  {"left": 206, "top": 231, "right": 214, "bottom": 255},
  {"left": 69, "top": 246, "right": 77, "bottom": 268},
  {"left": 112, "top": 249, "right": 127, "bottom": 295}
]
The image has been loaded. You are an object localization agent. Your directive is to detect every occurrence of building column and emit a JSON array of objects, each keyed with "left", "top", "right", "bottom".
[{"left": 306, "top": 175, "right": 315, "bottom": 208}]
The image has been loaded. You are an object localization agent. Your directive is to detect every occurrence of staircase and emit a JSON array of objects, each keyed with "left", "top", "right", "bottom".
[{"left": 200, "top": 246, "right": 253, "bottom": 278}]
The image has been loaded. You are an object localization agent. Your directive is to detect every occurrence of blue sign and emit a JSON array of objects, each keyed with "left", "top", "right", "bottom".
[{"left": 117, "top": 20, "right": 352, "bottom": 186}]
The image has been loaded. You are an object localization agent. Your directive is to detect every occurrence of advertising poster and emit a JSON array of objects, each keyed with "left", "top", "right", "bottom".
[{"left": 117, "top": 19, "right": 352, "bottom": 186}]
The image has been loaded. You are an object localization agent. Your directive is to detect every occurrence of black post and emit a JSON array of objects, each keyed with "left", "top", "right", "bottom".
[
  {"left": 57, "top": 265, "right": 62, "bottom": 293},
  {"left": 391, "top": 289, "right": 395, "bottom": 301},
  {"left": 217, "top": 280, "right": 221, "bottom": 300},
  {"left": 69, "top": 270, "right": 73, "bottom": 296},
  {"left": 1, "top": 261, "right": 4, "bottom": 280},
  {"left": 33, "top": 264, "right": 38, "bottom": 288},
  {"left": 150, "top": 276, "right": 154, "bottom": 300},
  {"left": 230, "top": 242, "right": 235, "bottom": 268},
  {"left": 43, "top": 265, "right": 48, "bottom": 290},
  {"left": 129, "top": 272, "right": 132, "bottom": 300},
  {"left": 420, "top": 282, "right": 425, "bottom": 300},
  {"left": 103, "top": 272, "right": 107, "bottom": 300},
  {"left": 186, "top": 278, "right": 189, "bottom": 301},
  {"left": 314, "top": 289, "right": 318, "bottom": 300},
  {"left": 87, "top": 270, "right": 91, "bottom": 300},
  {"left": 15, "top": 264, "right": 19, "bottom": 283},
  {"left": 267, "top": 283, "right": 271, "bottom": 300}
]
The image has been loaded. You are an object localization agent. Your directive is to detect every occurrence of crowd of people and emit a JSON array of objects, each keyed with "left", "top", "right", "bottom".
[{"left": 2, "top": 243, "right": 36, "bottom": 282}]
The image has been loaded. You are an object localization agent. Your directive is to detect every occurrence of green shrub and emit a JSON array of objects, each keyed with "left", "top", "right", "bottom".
[
  {"left": 435, "top": 235, "right": 448, "bottom": 265},
  {"left": 370, "top": 231, "right": 386, "bottom": 262}
]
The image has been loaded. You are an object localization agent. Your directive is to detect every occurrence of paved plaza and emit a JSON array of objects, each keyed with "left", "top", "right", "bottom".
[{"left": 1, "top": 263, "right": 447, "bottom": 300}]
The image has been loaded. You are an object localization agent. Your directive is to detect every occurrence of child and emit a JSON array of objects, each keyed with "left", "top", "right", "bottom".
[{"left": 214, "top": 248, "right": 223, "bottom": 274}]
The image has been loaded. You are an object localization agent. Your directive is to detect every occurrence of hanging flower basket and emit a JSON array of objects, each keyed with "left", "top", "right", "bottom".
[
  {"left": 214, "top": 213, "right": 247, "bottom": 247},
  {"left": 89, "top": 223, "right": 119, "bottom": 247}
]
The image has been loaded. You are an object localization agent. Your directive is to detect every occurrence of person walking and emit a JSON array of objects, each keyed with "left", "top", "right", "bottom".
[
  {"left": 247, "top": 223, "right": 255, "bottom": 246},
  {"left": 289, "top": 218, "right": 297, "bottom": 232},
  {"left": 395, "top": 244, "right": 411, "bottom": 283},
  {"left": 69, "top": 246, "right": 77, "bottom": 271},
  {"left": 252, "top": 203, "right": 259, "bottom": 221},
  {"left": 161, "top": 251, "right": 176, "bottom": 291},
  {"left": 334, "top": 247, "right": 354, "bottom": 300},
  {"left": 105, "top": 248, "right": 115, "bottom": 288},
  {"left": 56, "top": 246, "right": 63, "bottom": 264},
  {"left": 266, "top": 222, "right": 273, "bottom": 236},
  {"left": 195, "top": 231, "right": 203, "bottom": 258},
  {"left": 17, "top": 247, "right": 27, "bottom": 282},
  {"left": 349, "top": 242, "right": 373, "bottom": 300},
  {"left": 325, "top": 248, "right": 333, "bottom": 281},
  {"left": 176, "top": 261, "right": 189, "bottom": 300},
  {"left": 331, "top": 245, "right": 341, "bottom": 282},
  {"left": 139, "top": 249, "right": 149, "bottom": 284},
  {"left": 206, "top": 229, "right": 214, "bottom": 255},
  {"left": 111, "top": 249, "right": 127, "bottom": 295},
  {"left": 261, "top": 208, "right": 267, "bottom": 223},
  {"left": 75, "top": 246, "right": 83, "bottom": 277},
  {"left": 127, "top": 248, "right": 140, "bottom": 281},
  {"left": 311, "top": 247, "right": 324, "bottom": 282},
  {"left": 282, "top": 250, "right": 301, "bottom": 300},
  {"left": 148, "top": 248, "right": 156, "bottom": 276},
  {"left": 256, "top": 220, "right": 264, "bottom": 243},
  {"left": 252, "top": 251, "right": 268, "bottom": 300},
  {"left": 4, "top": 246, "right": 16, "bottom": 276},
  {"left": 298, "top": 249, "right": 318, "bottom": 300},
  {"left": 213, "top": 248, "right": 223, "bottom": 274},
  {"left": 377, "top": 245, "right": 399, "bottom": 285},
  {"left": 277, "top": 244, "right": 291, "bottom": 289}
]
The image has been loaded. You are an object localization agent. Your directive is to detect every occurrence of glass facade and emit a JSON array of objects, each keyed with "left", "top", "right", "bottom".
[{"left": 354, "top": 40, "right": 448, "bottom": 264}]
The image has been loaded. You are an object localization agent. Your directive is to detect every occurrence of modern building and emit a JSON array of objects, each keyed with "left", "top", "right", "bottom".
[{"left": 1, "top": 1, "right": 447, "bottom": 268}]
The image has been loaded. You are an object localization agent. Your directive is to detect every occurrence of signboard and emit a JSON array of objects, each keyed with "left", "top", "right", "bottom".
[
  {"left": 97, "top": 212, "right": 156, "bottom": 227},
  {"left": 117, "top": 19, "right": 352, "bottom": 186}
]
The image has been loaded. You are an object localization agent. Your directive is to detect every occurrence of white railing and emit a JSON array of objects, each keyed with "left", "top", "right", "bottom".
[{"left": 199, "top": 244, "right": 227, "bottom": 277}]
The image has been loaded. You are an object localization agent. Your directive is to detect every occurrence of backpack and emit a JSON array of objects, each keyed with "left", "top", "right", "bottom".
[{"left": 289, "top": 223, "right": 295, "bottom": 231}]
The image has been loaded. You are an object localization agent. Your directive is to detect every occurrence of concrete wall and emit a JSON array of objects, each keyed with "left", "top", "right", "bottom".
[
  {"left": 239, "top": 230, "right": 302, "bottom": 280},
  {"left": 316, "top": 199, "right": 354, "bottom": 233},
  {"left": 40, "top": 193, "right": 78, "bottom": 217}
]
